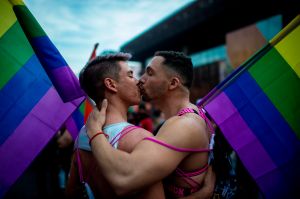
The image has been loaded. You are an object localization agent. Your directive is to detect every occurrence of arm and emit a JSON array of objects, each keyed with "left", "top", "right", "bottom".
[
  {"left": 118, "top": 127, "right": 165, "bottom": 198},
  {"left": 117, "top": 127, "right": 152, "bottom": 153},
  {"left": 86, "top": 100, "right": 205, "bottom": 195},
  {"left": 88, "top": 124, "right": 183, "bottom": 195},
  {"left": 181, "top": 166, "right": 216, "bottom": 199},
  {"left": 136, "top": 181, "right": 165, "bottom": 199}
]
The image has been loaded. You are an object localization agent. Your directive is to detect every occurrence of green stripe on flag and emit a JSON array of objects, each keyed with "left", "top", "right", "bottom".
[
  {"left": 79, "top": 102, "right": 85, "bottom": 115},
  {"left": 13, "top": 5, "right": 46, "bottom": 38},
  {"left": 0, "top": 22, "right": 34, "bottom": 89},
  {"left": 249, "top": 48, "right": 300, "bottom": 137}
]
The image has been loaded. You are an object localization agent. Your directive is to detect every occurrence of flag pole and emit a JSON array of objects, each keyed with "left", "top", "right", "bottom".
[{"left": 88, "top": 42, "right": 99, "bottom": 62}]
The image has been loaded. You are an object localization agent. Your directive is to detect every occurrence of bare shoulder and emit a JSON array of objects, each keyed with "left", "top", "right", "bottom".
[
  {"left": 118, "top": 126, "right": 153, "bottom": 153},
  {"left": 156, "top": 115, "right": 209, "bottom": 149},
  {"left": 161, "top": 114, "right": 207, "bottom": 135}
]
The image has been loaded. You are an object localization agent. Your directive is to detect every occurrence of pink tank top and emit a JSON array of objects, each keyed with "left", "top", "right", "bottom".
[{"left": 143, "top": 107, "right": 215, "bottom": 197}]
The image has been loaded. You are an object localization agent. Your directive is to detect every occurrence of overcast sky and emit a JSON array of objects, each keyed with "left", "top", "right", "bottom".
[{"left": 24, "top": 0, "right": 194, "bottom": 74}]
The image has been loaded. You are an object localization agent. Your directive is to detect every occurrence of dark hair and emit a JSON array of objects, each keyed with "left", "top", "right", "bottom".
[
  {"left": 79, "top": 52, "right": 132, "bottom": 105},
  {"left": 154, "top": 51, "right": 193, "bottom": 88}
]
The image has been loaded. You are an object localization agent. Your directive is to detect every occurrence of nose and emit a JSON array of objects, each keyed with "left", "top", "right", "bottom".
[
  {"left": 137, "top": 80, "right": 143, "bottom": 87},
  {"left": 137, "top": 76, "right": 145, "bottom": 88},
  {"left": 139, "top": 74, "right": 146, "bottom": 84}
]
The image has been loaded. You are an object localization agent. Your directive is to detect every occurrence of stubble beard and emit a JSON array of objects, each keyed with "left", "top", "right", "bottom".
[
  {"left": 138, "top": 84, "right": 151, "bottom": 102},
  {"left": 140, "top": 88, "right": 151, "bottom": 102}
]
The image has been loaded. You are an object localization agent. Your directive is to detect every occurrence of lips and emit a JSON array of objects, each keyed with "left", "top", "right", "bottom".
[
  {"left": 138, "top": 82, "right": 145, "bottom": 95},
  {"left": 139, "top": 88, "right": 145, "bottom": 96}
]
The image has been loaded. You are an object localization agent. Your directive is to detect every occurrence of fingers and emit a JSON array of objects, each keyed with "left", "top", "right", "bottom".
[
  {"left": 204, "top": 166, "right": 216, "bottom": 197},
  {"left": 205, "top": 166, "right": 216, "bottom": 184},
  {"left": 86, "top": 99, "right": 107, "bottom": 139},
  {"left": 100, "top": 99, "right": 108, "bottom": 113}
]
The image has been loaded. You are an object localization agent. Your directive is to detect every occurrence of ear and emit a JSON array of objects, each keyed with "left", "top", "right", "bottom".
[
  {"left": 169, "top": 77, "right": 180, "bottom": 90},
  {"left": 104, "top": 78, "right": 117, "bottom": 92}
]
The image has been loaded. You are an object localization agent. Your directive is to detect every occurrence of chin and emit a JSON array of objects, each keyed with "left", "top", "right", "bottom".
[{"left": 136, "top": 99, "right": 141, "bottom": 105}]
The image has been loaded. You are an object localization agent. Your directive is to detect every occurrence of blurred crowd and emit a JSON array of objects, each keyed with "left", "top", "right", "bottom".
[{"left": 128, "top": 102, "right": 165, "bottom": 135}]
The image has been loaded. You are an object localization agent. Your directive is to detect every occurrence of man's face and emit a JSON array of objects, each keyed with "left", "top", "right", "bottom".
[
  {"left": 139, "top": 56, "right": 169, "bottom": 102},
  {"left": 116, "top": 61, "right": 141, "bottom": 105}
]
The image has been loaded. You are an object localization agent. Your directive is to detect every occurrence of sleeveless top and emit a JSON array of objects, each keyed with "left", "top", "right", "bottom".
[
  {"left": 143, "top": 107, "right": 215, "bottom": 198},
  {"left": 74, "top": 122, "right": 140, "bottom": 198},
  {"left": 75, "top": 122, "right": 135, "bottom": 150}
]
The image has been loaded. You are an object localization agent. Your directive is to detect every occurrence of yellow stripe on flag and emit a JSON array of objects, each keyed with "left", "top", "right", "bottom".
[
  {"left": 9, "top": 0, "right": 25, "bottom": 6},
  {"left": 0, "top": 0, "right": 17, "bottom": 37},
  {"left": 273, "top": 15, "right": 300, "bottom": 77}
]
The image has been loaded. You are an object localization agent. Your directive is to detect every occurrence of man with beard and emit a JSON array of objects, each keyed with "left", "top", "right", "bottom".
[{"left": 86, "top": 51, "right": 215, "bottom": 198}]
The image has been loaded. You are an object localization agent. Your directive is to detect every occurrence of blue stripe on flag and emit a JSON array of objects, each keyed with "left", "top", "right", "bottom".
[
  {"left": 31, "top": 36, "right": 68, "bottom": 69},
  {"left": 0, "top": 55, "right": 51, "bottom": 145}
]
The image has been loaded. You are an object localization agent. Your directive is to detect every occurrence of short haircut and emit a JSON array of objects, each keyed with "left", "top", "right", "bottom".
[
  {"left": 154, "top": 51, "right": 193, "bottom": 88},
  {"left": 79, "top": 52, "right": 132, "bottom": 104}
]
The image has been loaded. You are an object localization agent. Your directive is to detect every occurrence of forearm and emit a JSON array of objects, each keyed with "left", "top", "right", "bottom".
[
  {"left": 90, "top": 133, "right": 173, "bottom": 195},
  {"left": 136, "top": 181, "right": 165, "bottom": 199},
  {"left": 90, "top": 134, "right": 140, "bottom": 195}
]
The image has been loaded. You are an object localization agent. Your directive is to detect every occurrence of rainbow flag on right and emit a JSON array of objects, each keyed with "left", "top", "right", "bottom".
[{"left": 202, "top": 15, "right": 300, "bottom": 199}]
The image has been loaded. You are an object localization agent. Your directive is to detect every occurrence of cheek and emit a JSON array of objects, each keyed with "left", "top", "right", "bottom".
[
  {"left": 129, "top": 81, "right": 139, "bottom": 94},
  {"left": 149, "top": 81, "right": 167, "bottom": 95},
  {"left": 144, "top": 77, "right": 155, "bottom": 87},
  {"left": 153, "top": 78, "right": 166, "bottom": 87}
]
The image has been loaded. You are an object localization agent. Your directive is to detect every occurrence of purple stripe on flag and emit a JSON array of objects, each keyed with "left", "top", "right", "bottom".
[
  {"left": 65, "top": 116, "right": 79, "bottom": 140},
  {"left": 49, "top": 66, "right": 85, "bottom": 102},
  {"left": 0, "top": 87, "right": 81, "bottom": 197},
  {"left": 30, "top": 36, "right": 85, "bottom": 102},
  {"left": 0, "top": 70, "right": 50, "bottom": 145},
  {"left": 205, "top": 92, "right": 277, "bottom": 179},
  {"left": 255, "top": 161, "right": 299, "bottom": 199}
]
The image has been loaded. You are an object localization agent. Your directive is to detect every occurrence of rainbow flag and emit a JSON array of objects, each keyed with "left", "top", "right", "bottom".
[
  {"left": 65, "top": 43, "right": 98, "bottom": 139},
  {"left": 67, "top": 98, "right": 93, "bottom": 140},
  {"left": 0, "top": 0, "right": 84, "bottom": 197},
  {"left": 65, "top": 99, "right": 93, "bottom": 139},
  {"left": 80, "top": 98, "right": 94, "bottom": 124},
  {"left": 65, "top": 108, "right": 84, "bottom": 140},
  {"left": 13, "top": 0, "right": 85, "bottom": 102},
  {"left": 201, "top": 15, "right": 300, "bottom": 199}
]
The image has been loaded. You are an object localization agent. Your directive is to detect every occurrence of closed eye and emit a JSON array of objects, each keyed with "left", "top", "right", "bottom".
[
  {"left": 128, "top": 70, "right": 134, "bottom": 78},
  {"left": 146, "top": 67, "right": 153, "bottom": 76}
]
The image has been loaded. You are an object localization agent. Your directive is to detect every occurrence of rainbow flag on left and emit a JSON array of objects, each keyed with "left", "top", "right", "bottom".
[{"left": 0, "top": 0, "right": 85, "bottom": 197}]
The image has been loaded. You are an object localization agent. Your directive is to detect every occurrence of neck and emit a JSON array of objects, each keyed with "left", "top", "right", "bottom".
[
  {"left": 154, "top": 91, "right": 192, "bottom": 119},
  {"left": 104, "top": 97, "right": 129, "bottom": 126}
]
